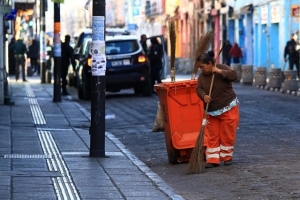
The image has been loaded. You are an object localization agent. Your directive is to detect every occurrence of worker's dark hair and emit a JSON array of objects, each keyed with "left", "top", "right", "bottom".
[{"left": 196, "top": 50, "right": 215, "bottom": 65}]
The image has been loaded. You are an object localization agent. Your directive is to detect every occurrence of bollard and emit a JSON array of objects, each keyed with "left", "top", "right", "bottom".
[
  {"left": 241, "top": 65, "right": 253, "bottom": 84},
  {"left": 283, "top": 70, "right": 298, "bottom": 92},
  {"left": 268, "top": 68, "right": 282, "bottom": 89},
  {"left": 230, "top": 63, "right": 242, "bottom": 82},
  {"left": 254, "top": 67, "right": 266, "bottom": 86}
]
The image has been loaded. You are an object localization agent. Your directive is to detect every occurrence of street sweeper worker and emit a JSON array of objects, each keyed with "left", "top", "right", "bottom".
[{"left": 196, "top": 50, "right": 240, "bottom": 168}]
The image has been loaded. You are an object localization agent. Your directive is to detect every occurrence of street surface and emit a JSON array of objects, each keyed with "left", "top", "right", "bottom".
[{"left": 68, "top": 76, "right": 300, "bottom": 200}]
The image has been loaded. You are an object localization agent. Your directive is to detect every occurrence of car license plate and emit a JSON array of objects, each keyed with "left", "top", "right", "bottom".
[
  {"left": 123, "top": 59, "right": 130, "bottom": 65},
  {"left": 111, "top": 60, "right": 123, "bottom": 66}
]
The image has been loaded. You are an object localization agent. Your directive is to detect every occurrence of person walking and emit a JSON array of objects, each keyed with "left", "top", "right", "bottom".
[
  {"left": 222, "top": 40, "right": 232, "bottom": 66},
  {"left": 140, "top": 34, "right": 148, "bottom": 54},
  {"left": 8, "top": 37, "right": 16, "bottom": 75},
  {"left": 196, "top": 50, "right": 240, "bottom": 168},
  {"left": 28, "top": 39, "right": 40, "bottom": 75},
  {"left": 147, "top": 37, "right": 163, "bottom": 93},
  {"left": 13, "top": 37, "right": 28, "bottom": 82},
  {"left": 229, "top": 42, "right": 243, "bottom": 64},
  {"left": 61, "top": 35, "right": 76, "bottom": 95},
  {"left": 46, "top": 39, "right": 53, "bottom": 72},
  {"left": 284, "top": 33, "right": 300, "bottom": 78}
]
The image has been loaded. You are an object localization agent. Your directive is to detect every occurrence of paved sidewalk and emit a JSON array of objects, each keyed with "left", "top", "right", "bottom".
[{"left": 0, "top": 76, "right": 184, "bottom": 200}]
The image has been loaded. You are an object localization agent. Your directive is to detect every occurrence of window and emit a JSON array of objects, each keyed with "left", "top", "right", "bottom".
[{"left": 106, "top": 40, "right": 139, "bottom": 55}]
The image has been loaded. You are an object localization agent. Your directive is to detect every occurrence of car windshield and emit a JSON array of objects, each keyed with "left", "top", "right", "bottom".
[
  {"left": 75, "top": 33, "right": 92, "bottom": 49},
  {"left": 106, "top": 40, "right": 139, "bottom": 55}
]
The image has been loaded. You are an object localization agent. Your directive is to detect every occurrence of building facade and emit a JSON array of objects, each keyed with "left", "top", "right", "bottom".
[{"left": 230, "top": 0, "right": 299, "bottom": 69}]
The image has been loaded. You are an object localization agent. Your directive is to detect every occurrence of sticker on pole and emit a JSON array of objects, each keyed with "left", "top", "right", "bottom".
[
  {"left": 89, "top": 41, "right": 105, "bottom": 55},
  {"left": 91, "top": 54, "right": 106, "bottom": 76},
  {"left": 92, "top": 16, "right": 105, "bottom": 42}
]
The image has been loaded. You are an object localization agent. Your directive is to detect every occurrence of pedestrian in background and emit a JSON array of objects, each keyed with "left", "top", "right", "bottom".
[
  {"left": 8, "top": 37, "right": 16, "bottom": 75},
  {"left": 28, "top": 39, "right": 40, "bottom": 75},
  {"left": 140, "top": 34, "right": 148, "bottom": 54},
  {"left": 284, "top": 33, "right": 300, "bottom": 78},
  {"left": 222, "top": 40, "right": 232, "bottom": 66},
  {"left": 196, "top": 50, "right": 240, "bottom": 168},
  {"left": 147, "top": 37, "right": 163, "bottom": 93},
  {"left": 13, "top": 37, "right": 28, "bottom": 82},
  {"left": 229, "top": 42, "right": 243, "bottom": 64},
  {"left": 61, "top": 35, "right": 76, "bottom": 95},
  {"left": 46, "top": 38, "right": 53, "bottom": 72}
]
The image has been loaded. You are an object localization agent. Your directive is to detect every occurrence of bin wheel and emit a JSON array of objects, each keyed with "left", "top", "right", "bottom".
[{"left": 170, "top": 150, "right": 178, "bottom": 165}]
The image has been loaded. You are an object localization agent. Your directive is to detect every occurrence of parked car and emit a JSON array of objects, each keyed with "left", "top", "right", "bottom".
[
  {"left": 76, "top": 35, "right": 156, "bottom": 99},
  {"left": 68, "top": 28, "right": 134, "bottom": 87},
  {"left": 67, "top": 29, "right": 93, "bottom": 87}
]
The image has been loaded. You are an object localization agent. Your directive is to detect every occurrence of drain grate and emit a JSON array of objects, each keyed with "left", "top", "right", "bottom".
[{"left": 3, "top": 154, "right": 52, "bottom": 159}]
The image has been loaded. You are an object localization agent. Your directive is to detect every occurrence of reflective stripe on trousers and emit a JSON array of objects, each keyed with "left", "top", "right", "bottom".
[{"left": 204, "top": 105, "right": 239, "bottom": 164}]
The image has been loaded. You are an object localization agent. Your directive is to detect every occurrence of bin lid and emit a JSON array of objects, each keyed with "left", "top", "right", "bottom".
[{"left": 154, "top": 80, "right": 198, "bottom": 90}]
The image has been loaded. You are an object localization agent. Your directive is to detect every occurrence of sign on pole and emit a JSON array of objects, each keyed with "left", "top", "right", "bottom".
[{"left": 51, "top": 0, "right": 64, "bottom": 3}]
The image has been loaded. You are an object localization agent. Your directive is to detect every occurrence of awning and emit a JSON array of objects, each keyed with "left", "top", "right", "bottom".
[{"left": 240, "top": 4, "right": 253, "bottom": 14}]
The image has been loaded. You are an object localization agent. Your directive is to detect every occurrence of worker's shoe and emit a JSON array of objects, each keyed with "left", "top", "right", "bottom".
[
  {"left": 205, "top": 163, "right": 219, "bottom": 168},
  {"left": 224, "top": 159, "right": 232, "bottom": 166}
]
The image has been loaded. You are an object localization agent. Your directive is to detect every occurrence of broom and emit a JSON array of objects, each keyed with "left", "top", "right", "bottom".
[
  {"left": 151, "top": 21, "right": 176, "bottom": 132},
  {"left": 169, "top": 21, "right": 176, "bottom": 82},
  {"left": 191, "top": 30, "right": 215, "bottom": 80},
  {"left": 186, "top": 41, "right": 228, "bottom": 174}
]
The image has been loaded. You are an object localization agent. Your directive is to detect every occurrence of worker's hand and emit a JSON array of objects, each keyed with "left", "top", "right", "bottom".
[
  {"left": 212, "top": 65, "right": 222, "bottom": 74},
  {"left": 204, "top": 95, "right": 212, "bottom": 103}
]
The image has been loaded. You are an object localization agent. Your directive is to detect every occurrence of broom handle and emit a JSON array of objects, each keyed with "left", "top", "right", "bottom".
[{"left": 203, "top": 41, "right": 228, "bottom": 118}]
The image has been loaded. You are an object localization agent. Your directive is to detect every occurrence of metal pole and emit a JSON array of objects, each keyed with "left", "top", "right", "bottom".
[
  {"left": 52, "top": 2, "right": 61, "bottom": 102},
  {"left": 40, "top": 0, "right": 46, "bottom": 83},
  {"left": 89, "top": 0, "right": 106, "bottom": 157},
  {"left": 0, "top": 14, "right": 4, "bottom": 105}
]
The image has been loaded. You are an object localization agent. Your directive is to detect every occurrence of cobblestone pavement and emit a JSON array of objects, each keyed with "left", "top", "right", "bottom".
[{"left": 70, "top": 78, "right": 300, "bottom": 200}]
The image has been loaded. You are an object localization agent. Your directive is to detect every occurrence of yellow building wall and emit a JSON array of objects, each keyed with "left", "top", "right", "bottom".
[{"left": 165, "top": 0, "right": 180, "bottom": 15}]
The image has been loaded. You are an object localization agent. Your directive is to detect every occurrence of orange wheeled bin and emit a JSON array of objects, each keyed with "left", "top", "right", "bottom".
[{"left": 154, "top": 80, "right": 204, "bottom": 164}]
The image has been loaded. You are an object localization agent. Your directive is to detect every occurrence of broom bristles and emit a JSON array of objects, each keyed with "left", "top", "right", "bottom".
[
  {"left": 192, "top": 30, "right": 215, "bottom": 79},
  {"left": 186, "top": 126, "right": 205, "bottom": 174}
]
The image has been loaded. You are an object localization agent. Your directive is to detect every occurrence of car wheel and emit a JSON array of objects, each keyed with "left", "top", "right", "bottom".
[{"left": 142, "top": 79, "right": 152, "bottom": 97}]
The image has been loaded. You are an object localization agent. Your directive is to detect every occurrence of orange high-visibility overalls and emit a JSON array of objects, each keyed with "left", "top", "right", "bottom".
[{"left": 204, "top": 105, "right": 239, "bottom": 164}]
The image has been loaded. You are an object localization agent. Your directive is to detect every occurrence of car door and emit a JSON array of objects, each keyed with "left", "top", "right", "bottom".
[{"left": 146, "top": 35, "right": 167, "bottom": 80}]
